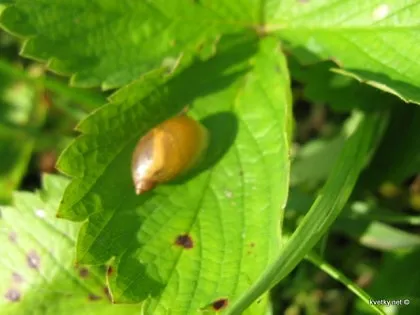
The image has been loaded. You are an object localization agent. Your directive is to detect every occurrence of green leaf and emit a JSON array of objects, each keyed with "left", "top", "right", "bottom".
[
  {"left": 3, "top": 0, "right": 420, "bottom": 105},
  {"left": 335, "top": 220, "right": 420, "bottom": 251},
  {"left": 0, "top": 0, "right": 262, "bottom": 89},
  {"left": 56, "top": 35, "right": 291, "bottom": 314},
  {"left": 229, "top": 109, "right": 389, "bottom": 314},
  {"left": 0, "top": 174, "right": 140, "bottom": 315},
  {"left": 271, "top": 0, "right": 420, "bottom": 104},
  {"left": 287, "top": 189, "right": 420, "bottom": 250},
  {"left": 291, "top": 132, "right": 345, "bottom": 187}
]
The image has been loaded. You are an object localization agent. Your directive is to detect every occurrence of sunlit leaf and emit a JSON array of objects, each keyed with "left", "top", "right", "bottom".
[
  {"left": 0, "top": 175, "right": 140, "bottom": 315},
  {"left": 56, "top": 35, "right": 291, "bottom": 314},
  {"left": 272, "top": 0, "right": 420, "bottom": 104}
]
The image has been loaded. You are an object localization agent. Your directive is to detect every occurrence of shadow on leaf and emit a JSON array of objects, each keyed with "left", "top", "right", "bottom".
[{"left": 171, "top": 111, "right": 239, "bottom": 185}]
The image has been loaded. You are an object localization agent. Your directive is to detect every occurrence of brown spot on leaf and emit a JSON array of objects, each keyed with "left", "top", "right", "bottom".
[
  {"left": 79, "top": 268, "right": 89, "bottom": 278},
  {"left": 88, "top": 293, "right": 101, "bottom": 301},
  {"left": 250, "top": 242, "right": 255, "bottom": 248},
  {"left": 175, "top": 234, "right": 194, "bottom": 249},
  {"left": 212, "top": 298, "right": 228, "bottom": 310},
  {"left": 5, "top": 289, "right": 20, "bottom": 302},
  {"left": 107, "top": 266, "right": 113, "bottom": 276},
  {"left": 8, "top": 231, "right": 17, "bottom": 243},
  {"left": 27, "top": 250, "right": 40, "bottom": 269},
  {"left": 12, "top": 272, "right": 23, "bottom": 284}
]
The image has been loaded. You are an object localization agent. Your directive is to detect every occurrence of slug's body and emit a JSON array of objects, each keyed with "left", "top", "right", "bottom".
[{"left": 131, "top": 115, "right": 208, "bottom": 194}]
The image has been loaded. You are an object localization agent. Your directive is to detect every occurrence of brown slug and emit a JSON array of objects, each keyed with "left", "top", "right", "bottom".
[{"left": 131, "top": 115, "right": 209, "bottom": 194}]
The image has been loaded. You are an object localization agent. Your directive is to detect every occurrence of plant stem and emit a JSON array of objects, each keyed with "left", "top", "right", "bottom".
[{"left": 306, "top": 252, "right": 384, "bottom": 315}]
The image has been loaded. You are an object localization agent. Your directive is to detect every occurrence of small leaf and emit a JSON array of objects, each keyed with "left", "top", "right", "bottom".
[
  {"left": 335, "top": 220, "right": 420, "bottom": 251},
  {"left": 271, "top": 0, "right": 420, "bottom": 104},
  {"left": 287, "top": 190, "right": 420, "bottom": 251},
  {"left": 0, "top": 175, "right": 139, "bottom": 315},
  {"left": 288, "top": 189, "right": 420, "bottom": 228},
  {"left": 0, "top": 0, "right": 261, "bottom": 89}
]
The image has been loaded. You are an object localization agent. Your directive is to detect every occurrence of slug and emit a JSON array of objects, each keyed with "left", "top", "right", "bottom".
[{"left": 131, "top": 115, "right": 209, "bottom": 194}]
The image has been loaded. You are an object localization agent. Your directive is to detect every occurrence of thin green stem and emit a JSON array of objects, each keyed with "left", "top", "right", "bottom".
[{"left": 306, "top": 252, "right": 385, "bottom": 315}]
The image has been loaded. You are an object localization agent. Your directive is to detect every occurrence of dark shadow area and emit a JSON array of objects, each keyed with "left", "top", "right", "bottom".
[
  {"left": 170, "top": 111, "right": 239, "bottom": 185},
  {"left": 137, "top": 32, "right": 259, "bottom": 123},
  {"left": 285, "top": 43, "right": 414, "bottom": 112},
  {"left": 77, "top": 189, "right": 163, "bottom": 303},
  {"left": 344, "top": 68, "right": 420, "bottom": 104},
  {"left": 356, "top": 101, "right": 420, "bottom": 191},
  {"left": 109, "top": 243, "right": 164, "bottom": 303}
]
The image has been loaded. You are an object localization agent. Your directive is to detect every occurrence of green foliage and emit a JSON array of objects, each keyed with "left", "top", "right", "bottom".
[
  {"left": 1, "top": 1, "right": 420, "bottom": 315},
  {"left": 56, "top": 35, "right": 290, "bottom": 314},
  {"left": 0, "top": 0, "right": 245, "bottom": 89},
  {"left": 230, "top": 110, "right": 389, "bottom": 313},
  {"left": 0, "top": 175, "right": 140, "bottom": 315},
  {"left": 272, "top": 0, "right": 420, "bottom": 103},
  {"left": 288, "top": 189, "right": 420, "bottom": 251}
]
